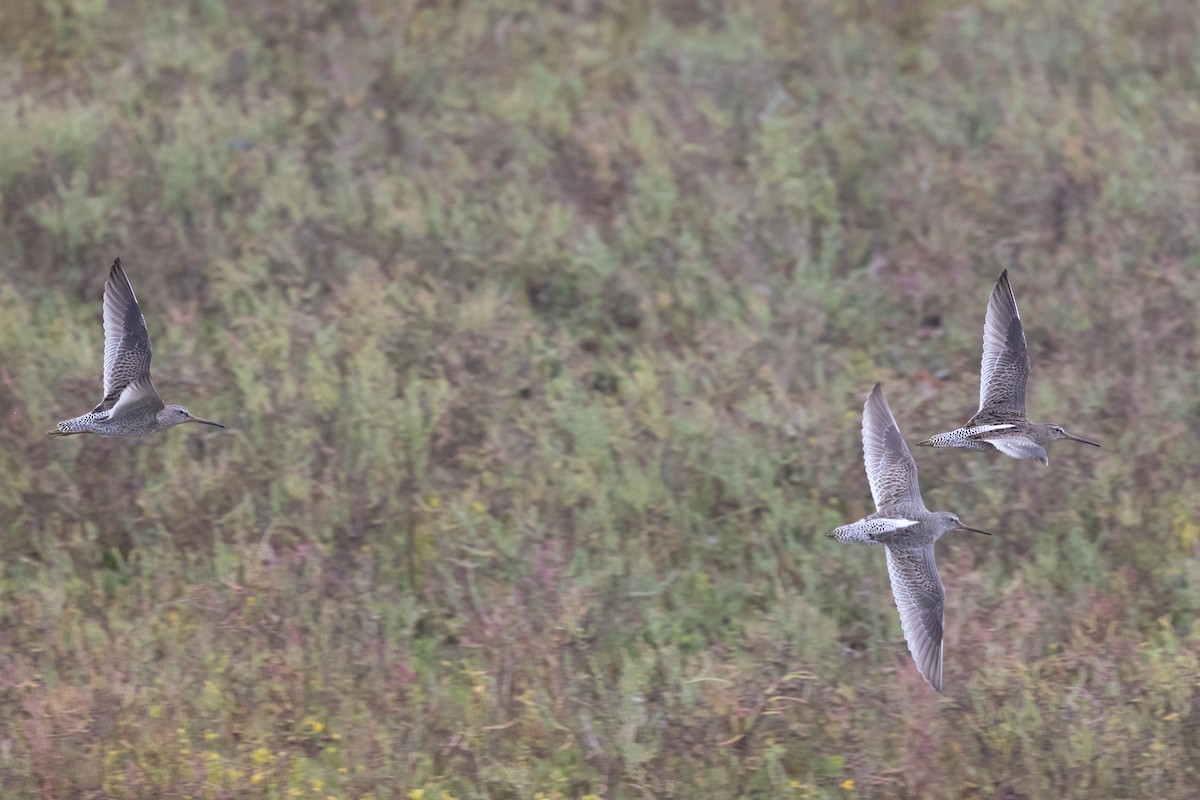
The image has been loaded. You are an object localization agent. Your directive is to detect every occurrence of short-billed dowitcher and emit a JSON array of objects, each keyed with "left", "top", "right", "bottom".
[
  {"left": 918, "top": 270, "right": 1099, "bottom": 464},
  {"left": 47, "top": 259, "right": 225, "bottom": 437},
  {"left": 828, "top": 383, "right": 991, "bottom": 693}
]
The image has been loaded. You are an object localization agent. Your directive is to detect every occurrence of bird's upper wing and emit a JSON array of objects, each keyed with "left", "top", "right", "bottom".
[
  {"left": 863, "top": 383, "right": 924, "bottom": 512},
  {"left": 975, "top": 269, "right": 1029, "bottom": 419},
  {"left": 885, "top": 545, "right": 945, "bottom": 693},
  {"left": 94, "top": 259, "right": 155, "bottom": 413}
]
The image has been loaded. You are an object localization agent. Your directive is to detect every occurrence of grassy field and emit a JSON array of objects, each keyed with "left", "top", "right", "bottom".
[{"left": 1, "top": 0, "right": 1199, "bottom": 797}]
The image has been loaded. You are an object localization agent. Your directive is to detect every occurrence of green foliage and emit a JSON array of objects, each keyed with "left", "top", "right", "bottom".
[{"left": 0, "top": 0, "right": 1198, "bottom": 796}]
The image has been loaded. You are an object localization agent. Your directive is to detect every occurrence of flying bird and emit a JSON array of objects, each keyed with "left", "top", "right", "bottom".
[
  {"left": 47, "top": 259, "right": 225, "bottom": 438},
  {"left": 918, "top": 270, "right": 1100, "bottom": 464},
  {"left": 828, "top": 383, "right": 991, "bottom": 693}
]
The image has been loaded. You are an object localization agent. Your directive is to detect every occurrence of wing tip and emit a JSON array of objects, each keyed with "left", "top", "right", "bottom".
[
  {"left": 108, "top": 257, "right": 126, "bottom": 285},
  {"left": 103, "top": 257, "right": 143, "bottom": 325},
  {"left": 994, "top": 268, "right": 1010, "bottom": 292},
  {"left": 862, "top": 383, "right": 908, "bottom": 449},
  {"left": 990, "top": 269, "right": 1019, "bottom": 316},
  {"left": 106, "top": 257, "right": 134, "bottom": 294},
  {"left": 915, "top": 637, "right": 944, "bottom": 694},
  {"left": 865, "top": 382, "right": 888, "bottom": 413}
]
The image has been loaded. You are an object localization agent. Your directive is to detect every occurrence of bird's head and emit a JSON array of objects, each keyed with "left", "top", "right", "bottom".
[
  {"left": 1045, "top": 424, "right": 1101, "bottom": 447},
  {"left": 937, "top": 512, "right": 992, "bottom": 537}
]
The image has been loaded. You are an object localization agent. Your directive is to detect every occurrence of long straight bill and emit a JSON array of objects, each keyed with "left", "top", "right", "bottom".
[{"left": 1065, "top": 432, "right": 1101, "bottom": 447}]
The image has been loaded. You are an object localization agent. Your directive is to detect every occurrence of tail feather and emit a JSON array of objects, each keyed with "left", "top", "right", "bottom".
[
  {"left": 920, "top": 427, "right": 998, "bottom": 451},
  {"left": 828, "top": 520, "right": 882, "bottom": 545},
  {"left": 46, "top": 423, "right": 86, "bottom": 436},
  {"left": 827, "top": 516, "right": 919, "bottom": 545}
]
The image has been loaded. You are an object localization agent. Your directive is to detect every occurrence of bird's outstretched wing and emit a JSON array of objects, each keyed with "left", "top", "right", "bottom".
[
  {"left": 93, "top": 259, "right": 158, "bottom": 413},
  {"left": 863, "top": 384, "right": 924, "bottom": 512},
  {"left": 885, "top": 545, "right": 945, "bottom": 693},
  {"left": 972, "top": 269, "right": 1029, "bottom": 422}
]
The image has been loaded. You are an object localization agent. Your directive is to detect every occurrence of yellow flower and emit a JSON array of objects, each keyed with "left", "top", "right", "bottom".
[
  {"left": 251, "top": 748, "right": 273, "bottom": 764},
  {"left": 841, "top": 779, "right": 855, "bottom": 791},
  {"left": 408, "top": 791, "right": 425, "bottom": 800}
]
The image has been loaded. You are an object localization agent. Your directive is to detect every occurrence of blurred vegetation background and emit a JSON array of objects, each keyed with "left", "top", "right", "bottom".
[{"left": 0, "top": 0, "right": 1198, "bottom": 797}]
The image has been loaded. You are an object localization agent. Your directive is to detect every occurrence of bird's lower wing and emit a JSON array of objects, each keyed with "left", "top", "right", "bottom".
[
  {"left": 986, "top": 436, "right": 1049, "bottom": 464},
  {"left": 885, "top": 545, "right": 945, "bottom": 693},
  {"left": 106, "top": 373, "right": 165, "bottom": 421}
]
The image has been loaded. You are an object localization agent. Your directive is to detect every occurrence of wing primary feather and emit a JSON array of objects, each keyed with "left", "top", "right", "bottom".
[{"left": 862, "top": 384, "right": 924, "bottom": 512}]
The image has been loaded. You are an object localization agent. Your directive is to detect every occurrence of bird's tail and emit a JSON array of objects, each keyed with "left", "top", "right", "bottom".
[
  {"left": 45, "top": 427, "right": 79, "bottom": 437},
  {"left": 826, "top": 520, "right": 884, "bottom": 545}
]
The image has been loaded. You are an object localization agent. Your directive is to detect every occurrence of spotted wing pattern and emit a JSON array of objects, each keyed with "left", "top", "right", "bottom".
[
  {"left": 862, "top": 384, "right": 924, "bottom": 513},
  {"left": 94, "top": 259, "right": 161, "bottom": 414},
  {"left": 970, "top": 269, "right": 1029, "bottom": 423},
  {"left": 885, "top": 545, "right": 945, "bottom": 693}
]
